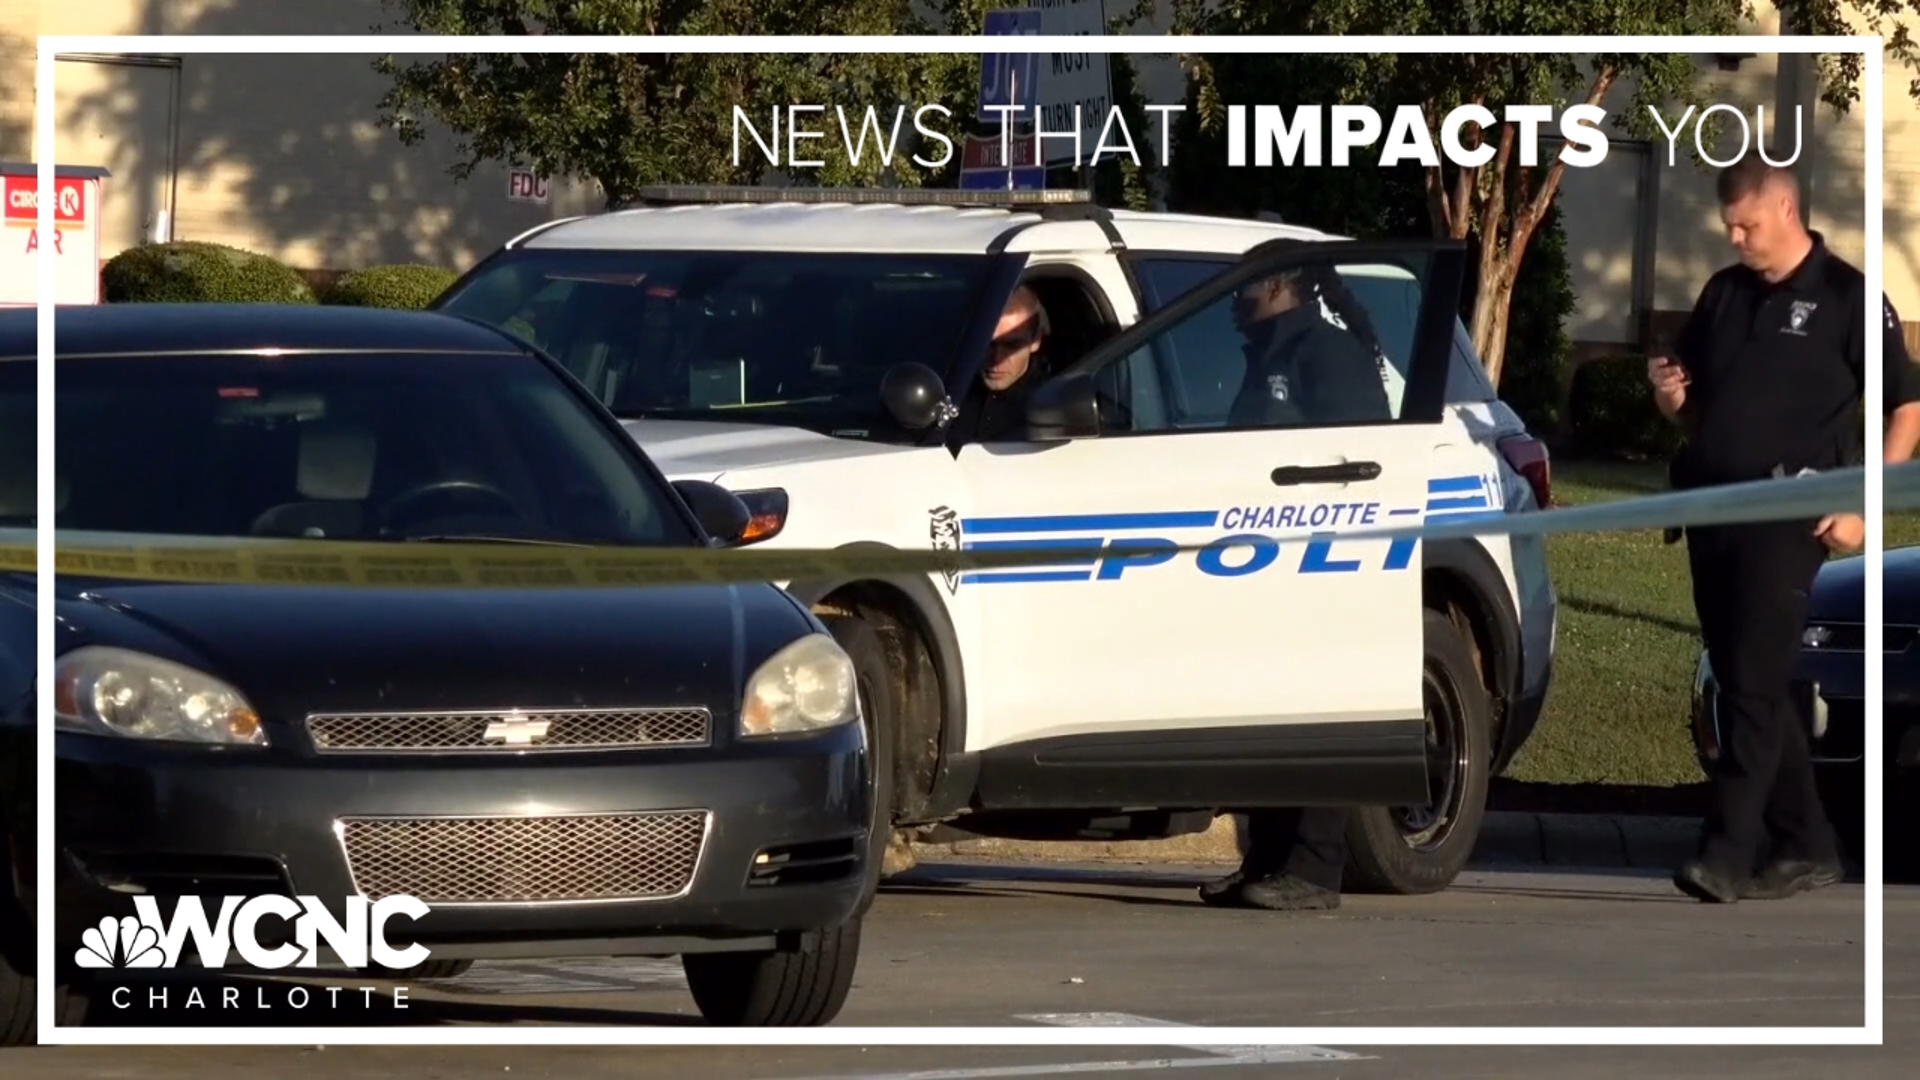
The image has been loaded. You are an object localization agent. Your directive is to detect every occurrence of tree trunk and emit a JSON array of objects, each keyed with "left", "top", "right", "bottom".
[
  {"left": 1478, "top": 270, "right": 1516, "bottom": 388},
  {"left": 1464, "top": 66, "right": 1620, "bottom": 390}
]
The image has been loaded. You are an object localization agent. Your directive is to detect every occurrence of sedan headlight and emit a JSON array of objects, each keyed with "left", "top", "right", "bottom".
[
  {"left": 740, "top": 633, "right": 858, "bottom": 737},
  {"left": 54, "top": 646, "right": 267, "bottom": 747}
]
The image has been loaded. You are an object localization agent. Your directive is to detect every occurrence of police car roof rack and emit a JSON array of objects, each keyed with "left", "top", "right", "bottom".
[{"left": 626, "top": 184, "right": 1099, "bottom": 218}]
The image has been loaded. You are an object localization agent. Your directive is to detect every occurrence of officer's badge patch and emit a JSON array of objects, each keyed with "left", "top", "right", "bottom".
[
  {"left": 1787, "top": 300, "right": 1818, "bottom": 334},
  {"left": 1268, "top": 372, "right": 1290, "bottom": 401},
  {"left": 928, "top": 506, "right": 961, "bottom": 594}
]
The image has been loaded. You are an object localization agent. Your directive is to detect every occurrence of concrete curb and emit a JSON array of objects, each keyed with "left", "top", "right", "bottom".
[{"left": 910, "top": 812, "right": 1702, "bottom": 872}]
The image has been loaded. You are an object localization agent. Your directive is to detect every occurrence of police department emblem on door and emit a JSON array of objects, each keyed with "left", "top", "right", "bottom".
[
  {"left": 1787, "top": 300, "right": 1818, "bottom": 334},
  {"left": 929, "top": 506, "right": 961, "bottom": 594}
]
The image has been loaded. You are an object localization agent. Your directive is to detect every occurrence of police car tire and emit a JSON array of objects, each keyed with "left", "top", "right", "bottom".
[
  {"left": 1341, "top": 608, "right": 1493, "bottom": 896},
  {"left": 821, "top": 614, "right": 897, "bottom": 915},
  {"left": 682, "top": 917, "right": 862, "bottom": 1027}
]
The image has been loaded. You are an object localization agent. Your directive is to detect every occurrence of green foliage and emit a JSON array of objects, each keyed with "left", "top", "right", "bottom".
[
  {"left": 1565, "top": 354, "right": 1684, "bottom": 460},
  {"left": 373, "top": 2, "right": 984, "bottom": 206},
  {"left": 1163, "top": 0, "right": 1913, "bottom": 395},
  {"left": 101, "top": 241, "right": 316, "bottom": 305},
  {"left": 374, "top": 1, "right": 1169, "bottom": 210},
  {"left": 321, "top": 264, "right": 461, "bottom": 310}
]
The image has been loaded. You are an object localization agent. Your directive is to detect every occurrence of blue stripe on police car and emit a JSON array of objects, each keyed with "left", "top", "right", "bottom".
[{"left": 951, "top": 474, "right": 1501, "bottom": 587}]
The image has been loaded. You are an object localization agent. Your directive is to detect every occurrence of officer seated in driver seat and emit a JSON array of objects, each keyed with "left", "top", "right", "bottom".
[{"left": 953, "top": 284, "right": 1051, "bottom": 443}]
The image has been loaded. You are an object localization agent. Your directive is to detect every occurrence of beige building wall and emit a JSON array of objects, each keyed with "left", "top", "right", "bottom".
[{"left": 36, "top": 0, "right": 603, "bottom": 272}]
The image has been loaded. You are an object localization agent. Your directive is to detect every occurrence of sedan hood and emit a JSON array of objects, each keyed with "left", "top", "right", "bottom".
[
  {"left": 53, "top": 576, "right": 811, "bottom": 732},
  {"left": 1808, "top": 545, "right": 1920, "bottom": 626},
  {"left": 620, "top": 418, "right": 910, "bottom": 483}
]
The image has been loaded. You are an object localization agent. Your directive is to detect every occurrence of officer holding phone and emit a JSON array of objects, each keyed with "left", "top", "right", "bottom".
[{"left": 1649, "top": 156, "right": 1871, "bottom": 904}]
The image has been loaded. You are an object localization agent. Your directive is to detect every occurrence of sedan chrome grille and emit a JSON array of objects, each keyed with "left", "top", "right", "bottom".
[
  {"left": 336, "top": 811, "right": 709, "bottom": 905},
  {"left": 305, "top": 708, "right": 711, "bottom": 753}
]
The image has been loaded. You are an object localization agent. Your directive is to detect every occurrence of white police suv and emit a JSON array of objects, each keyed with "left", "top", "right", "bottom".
[{"left": 431, "top": 186, "right": 1559, "bottom": 895}]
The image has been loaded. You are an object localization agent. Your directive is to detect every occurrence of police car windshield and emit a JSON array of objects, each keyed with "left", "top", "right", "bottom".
[
  {"left": 53, "top": 351, "right": 697, "bottom": 547},
  {"left": 0, "top": 358, "right": 30, "bottom": 529},
  {"left": 433, "top": 249, "right": 996, "bottom": 437}
]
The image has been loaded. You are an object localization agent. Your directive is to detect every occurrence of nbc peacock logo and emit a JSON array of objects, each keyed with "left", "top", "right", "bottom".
[{"left": 74, "top": 915, "right": 168, "bottom": 969}]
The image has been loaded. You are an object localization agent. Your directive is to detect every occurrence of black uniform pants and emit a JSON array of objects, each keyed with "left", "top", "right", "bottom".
[
  {"left": 1685, "top": 519, "right": 1839, "bottom": 875},
  {"left": 1239, "top": 807, "right": 1350, "bottom": 891}
]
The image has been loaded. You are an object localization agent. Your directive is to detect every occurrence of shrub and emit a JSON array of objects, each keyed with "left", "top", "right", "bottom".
[
  {"left": 321, "top": 263, "right": 460, "bottom": 310},
  {"left": 1565, "top": 353, "right": 1683, "bottom": 460},
  {"left": 1495, "top": 186, "right": 1576, "bottom": 439},
  {"left": 101, "top": 241, "right": 316, "bottom": 304}
]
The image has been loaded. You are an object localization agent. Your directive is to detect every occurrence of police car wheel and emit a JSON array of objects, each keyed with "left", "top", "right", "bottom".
[
  {"left": 682, "top": 917, "right": 863, "bottom": 1026},
  {"left": 820, "top": 614, "right": 897, "bottom": 914},
  {"left": 1342, "top": 608, "right": 1493, "bottom": 896}
]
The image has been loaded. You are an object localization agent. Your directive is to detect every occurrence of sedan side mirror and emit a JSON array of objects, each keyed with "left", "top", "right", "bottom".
[
  {"left": 1024, "top": 372, "right": 1102, "bottom": 442},
  {"left": 672, "top": 480, "right": 753, "bottom": 546}
]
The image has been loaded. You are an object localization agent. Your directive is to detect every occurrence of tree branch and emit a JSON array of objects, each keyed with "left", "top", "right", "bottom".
[
  {"left": 1515, "top": 66, "right": 1620, "bottom": 257},
  {"left": 1449, "top": 93, "right": 1486, "bottom": 240}
]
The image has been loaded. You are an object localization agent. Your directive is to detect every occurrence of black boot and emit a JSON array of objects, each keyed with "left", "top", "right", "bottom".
[
  {"left": 1673, "top": 858, "right": 1743, "bottom": 903},
  {"left": 1739, "top": 857, "right": 1843, "bottom": 900},
  {"left": 1238, "top": 873, "right": 1340, "bottom": 912},
  {"left": 1198, "top": 868, "right": 1247, "bottom": 907}
]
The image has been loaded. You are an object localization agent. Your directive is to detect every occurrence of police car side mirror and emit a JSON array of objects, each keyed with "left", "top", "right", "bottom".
[
  {"left": 880, "top": 362, "right": 954, "bottom": 431},
  {"left": 672, "top": 480, "right": 753, "bottom": 547},
  {"left": 1025, "top": 372, "right": 1101, "bottom": 442}
]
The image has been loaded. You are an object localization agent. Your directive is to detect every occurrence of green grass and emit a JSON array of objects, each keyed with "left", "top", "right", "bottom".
[{"left": 1501, "top": 460, "right": 1917, "bottom": 788}]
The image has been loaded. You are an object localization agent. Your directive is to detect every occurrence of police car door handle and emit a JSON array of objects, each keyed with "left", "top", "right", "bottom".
[{"left": 1270, "top": 462, "right": 1382, "bottom": 486}]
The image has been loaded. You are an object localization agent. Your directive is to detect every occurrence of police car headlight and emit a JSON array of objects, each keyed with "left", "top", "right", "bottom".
[
  {"left": 740, "top": 634, "right": 858, "bottom": 737},
  {"left": 53, "top": 647, "right": 266, "bottom": 747}
]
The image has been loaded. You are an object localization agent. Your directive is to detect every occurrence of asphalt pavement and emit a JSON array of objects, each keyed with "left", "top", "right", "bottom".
[{"left": 3, "top": 855, "right": 1908, "bottom": 1078}]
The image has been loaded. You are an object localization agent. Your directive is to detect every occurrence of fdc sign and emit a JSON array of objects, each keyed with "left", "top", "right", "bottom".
[{"left": 74, "top": 894, "right": 432, "bottom": 971}]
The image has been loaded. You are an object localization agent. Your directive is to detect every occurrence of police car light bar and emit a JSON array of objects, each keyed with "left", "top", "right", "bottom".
[{"left": 628, "top": 184, "right": 1093, "bottom": 209}]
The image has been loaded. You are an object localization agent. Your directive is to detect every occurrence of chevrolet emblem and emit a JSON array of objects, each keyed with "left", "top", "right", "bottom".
[{"left": 482, "top": 715, "right": 552, "bottom": 747}]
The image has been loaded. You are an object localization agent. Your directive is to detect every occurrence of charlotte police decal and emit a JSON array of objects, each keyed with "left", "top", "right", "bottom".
[
  {"left": 929, "top": 506, "right": 962, "bottom": 594},
  {"left": 1787, "top": 300, "right": 1817, "bottom": 335}
]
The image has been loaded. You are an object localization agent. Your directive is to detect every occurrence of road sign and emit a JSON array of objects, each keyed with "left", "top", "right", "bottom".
[
  {"left": 1032, "top": 0, "right": 1113, "bottom": 168},
  {"left": 508, "top": 168, "right": 550, "bottom": 205},
  {"left": 978, "top": 8, "right": 1041, "bottom": 125},
  {"left": 959, "top": 131, "right": 1044, "bottom": 191},
  {"left": 959, "top": 167, "right": 1047, "bottom": 192},
  {"left": 0, "top": 162, "right": 111, "bottom": 306},
  {"left": 962, "top": 133, "right": 1040, "bottom": 172}
]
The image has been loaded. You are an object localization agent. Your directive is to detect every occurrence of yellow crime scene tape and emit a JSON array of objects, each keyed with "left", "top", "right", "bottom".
[{"left": 0, "top": 463, "right": 1895, "bottom": 590}]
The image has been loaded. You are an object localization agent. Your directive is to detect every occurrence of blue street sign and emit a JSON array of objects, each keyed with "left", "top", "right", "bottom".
[
  {"left": 978, "top": 8, "right": 1041, "bottom": 125},
  {"left": 959, "top": 167, "right": 1047, "bottom": 191}
]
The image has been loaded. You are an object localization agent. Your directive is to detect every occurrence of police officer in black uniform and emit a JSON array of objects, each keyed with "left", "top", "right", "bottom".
[
  {"left": 1199, "top": 263, "right": 1393, "bottom": 912},
  {"left": 1649, "top": 156, "right": 1872, "bottom": 904},
  {"left": 953, "top": 284, "right": 1050, "bottom": 443}
]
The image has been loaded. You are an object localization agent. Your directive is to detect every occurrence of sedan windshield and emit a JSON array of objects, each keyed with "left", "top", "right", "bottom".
[
  {"left": 432, "top": 249, "right": 997, "bottom": 439},
  {"left": 54, "top": 351, "right": 697, "bottom": 546}
]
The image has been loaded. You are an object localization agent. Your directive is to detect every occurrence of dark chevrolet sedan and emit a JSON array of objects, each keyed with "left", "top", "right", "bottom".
[
  {"left": 1689, "top": 546, "right": 1920, "bottom": 880},
  {"left": 0, "top": 304, "right": 883, "bottom": 1040}
]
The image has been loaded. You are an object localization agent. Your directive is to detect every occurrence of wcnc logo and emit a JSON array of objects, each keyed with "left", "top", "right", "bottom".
[{"left": 74, "top": 894, "right": 431, "bottom": 971}]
